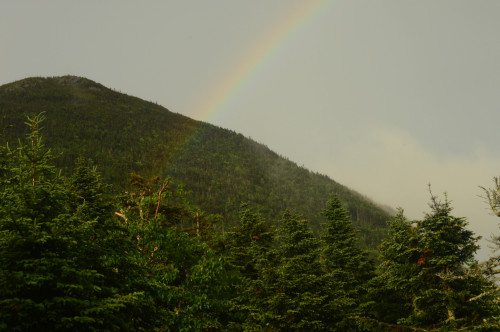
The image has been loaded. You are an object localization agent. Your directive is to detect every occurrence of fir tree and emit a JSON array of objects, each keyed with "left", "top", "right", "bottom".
[
  {"left": 67, "top": 157, "right": 112, "bottom": 222},
  {"left": 259, "top": 210, "right": 346, "bottom": 331},
  {"left": 321, "top": 194, "right": 375, "bottom": 329},
  {"left": 226, "top": 204, "right": 275, "bottom": 280},
  {"left": 224, "top": 204, "right": 276, "bottom": 330},
  {"left": 365, "top": 209, "right": 420, "bottom": 329},
  {"left": 369, "top": 194, "right": 499, "bottom": 330},
  {"left": 0, "top": 114, "right": 146, "bottom": 331}
]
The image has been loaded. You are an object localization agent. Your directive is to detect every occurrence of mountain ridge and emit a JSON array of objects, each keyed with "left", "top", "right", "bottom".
[{"left": 0, "top": 75, "right": 390, "bottom": 249}]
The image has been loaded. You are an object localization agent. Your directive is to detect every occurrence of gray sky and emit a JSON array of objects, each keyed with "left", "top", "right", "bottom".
[{"left": 2, "top": 0, "right": 500, "bottom": 259}]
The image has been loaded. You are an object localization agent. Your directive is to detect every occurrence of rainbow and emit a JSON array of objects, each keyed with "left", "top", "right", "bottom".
[{"left": 191, "top": 0, "right": 334, "bottom": 123}]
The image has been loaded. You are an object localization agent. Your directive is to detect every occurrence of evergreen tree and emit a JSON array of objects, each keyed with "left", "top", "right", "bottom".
[
  {"left": 0, "top": 114, "right": 146, "bottom": 331},
  {"left": 226, "top": 204, "right": 275, "bottom": 280},
  {"left": 67, "top": 157, "right": 113, "bottom": 222},
  {"left": 480, "top": 177, "right": 500, "bottom": 283},
  {"left": 479, "top": 177, "right": 500, "bottom": 331},
  {"left": 369, "top": 194, "right": 499, "bottom": 330},
  {"left": 66, "top": 158, "right": 155, "bottom": 330},
  {"left": 320, "top": 194, "right": 375, "bottom": 329},
  {"left": 258, "top": 210, "right": 346, "bottom": 331},
  {"left": 121, "top": 174, "right": 237, "bottom": 330},
  {"left": 224, "top": 204, "right": 276, "bottom": 330},
  {"left": 365, "top": 209, "right": 421, "bottom": 329}
]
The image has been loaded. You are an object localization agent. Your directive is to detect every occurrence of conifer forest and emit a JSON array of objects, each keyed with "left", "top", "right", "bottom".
[{"left": 1, "top": 78, "right": 500, "bottom": 331}]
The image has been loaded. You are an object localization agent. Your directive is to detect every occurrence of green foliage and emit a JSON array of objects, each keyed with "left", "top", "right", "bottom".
[
  {"left": 365, "top": 210, "right": 419, "bottom": 327},
  {"left": 251, "top": 211, "right": 349, "bottom": 331},
  {"left": 367, "top": 195, "right": 500, "bottom": 331},
  {"left": 321, "top": 195, "right": 375, "bottom": 329},
  {"left": 2, "top": 112, "right": 500, "bottom": 331},
  {"left": 223, "top": 205, "right": 277, "bottom": 330},
  {"left": 321, "top": 194, "right": 375, "bottom": 283},
  {"left": 0, "top": 76, "right": 390, "bottom": 251},
  {"left": 226, "top": 204, "right": 275, "bottom": 279},
  {"left": 67, "top": 157, "right": 113, "bottom": 222},
  {"left": 0, "top": 114, "right": 148, "bottom": 331},
  {"left": 121, "top": 174, "right": 236, "bottom": 331}
]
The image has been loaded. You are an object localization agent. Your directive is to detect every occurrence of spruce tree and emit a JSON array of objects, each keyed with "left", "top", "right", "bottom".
[
  {"left": 321, "top": 194, "right": 375, "bottom": 329},
  {"left": 258, "top": 210, "right": 346, "bottom": 331},
  {"left": 67, "top": 157, "right": 113, "bottom": 222},
  {"left": 224, "top": 204, "right": 276, "bottom": 330},
  {"left": 0, "top": 114, "right": 145, "bottom": 331},
  {"left": 226, "top": 204, "right": 275, "bottom": 280},
  {"left": 406, "top": 195, "right": 497, "bottom": 329},
  {"left": 365, "top": 209, "right": 420, "bottom": 329},
  {"left": 369, "top": 195, "right": 499, "bottom": 330}
]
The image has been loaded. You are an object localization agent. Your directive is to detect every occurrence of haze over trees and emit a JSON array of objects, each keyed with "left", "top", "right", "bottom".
[{"left": 1, "top": 78, "right": 500, "bottom": 330}]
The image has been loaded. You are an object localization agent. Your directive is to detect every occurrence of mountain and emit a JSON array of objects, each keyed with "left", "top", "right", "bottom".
[{"left": 0, "top": 76, "right": 390, "bottom": 249}]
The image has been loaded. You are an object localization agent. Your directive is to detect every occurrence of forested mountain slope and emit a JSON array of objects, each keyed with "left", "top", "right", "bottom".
[{"left": 0, "top": 76, "right": 389, "bottom": 248}]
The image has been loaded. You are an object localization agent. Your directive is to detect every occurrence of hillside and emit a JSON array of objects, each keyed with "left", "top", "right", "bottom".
[{"left": 0, "top": 76, "right": 389, "bottom": 249}]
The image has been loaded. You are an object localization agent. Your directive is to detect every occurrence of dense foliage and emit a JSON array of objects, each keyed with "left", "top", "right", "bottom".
[
  {"left": 365, "top": 198, "right": 499, "bottom": 331},
  {"left": 2, "top": 114, "right": 380, "bottom": 330},
  {"left": 0, "top": 76, "right": 389, "bottom": 250},
  {"left": 0, "top": 114, "right": 147, "bottom": 331},
  {"left": 2, "top": 88, "right": 500, "bottom": 331}
]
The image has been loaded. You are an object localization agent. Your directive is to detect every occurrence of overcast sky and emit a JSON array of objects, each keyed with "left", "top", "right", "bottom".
[{"left": 2, "top": 0, "right": 500, "bottom": 259}]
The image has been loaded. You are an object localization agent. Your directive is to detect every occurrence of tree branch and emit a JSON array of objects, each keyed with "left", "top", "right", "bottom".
[
  {"left": 154, "top": 178, "right": 169, "bottom": 219},
  {"left": 479, "top": 177, "right": 500, "bottom": 217}
]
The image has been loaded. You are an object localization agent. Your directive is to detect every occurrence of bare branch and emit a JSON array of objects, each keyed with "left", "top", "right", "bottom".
[
  {"left": 467, "top": 289, "right": 498, "bottom": 303},
  {"left": 114, "top": 211, "right": 127, "bottom": 222},
  {"left": 154, "top": 178, "right": 170, "bottom": 220},
  {"left": 479, "top": 177, "right": 500, "bottom": 217}
]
